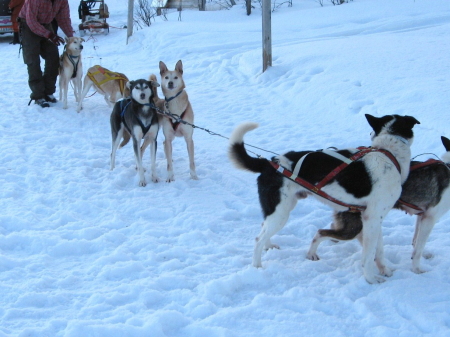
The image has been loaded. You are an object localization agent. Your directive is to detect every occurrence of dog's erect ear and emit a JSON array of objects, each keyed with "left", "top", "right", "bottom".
[
  {"left": 81, "top": 38, "right": 85, "bottom": 42},
  {"left": 150, "top": 80, "right": 160, "bottom": 87},
  {"left": 441, "top": 136, "right": 450, "bottom": 152},
  {"left": 159, "top": 61, "right": 168, "bottom": 76},
  {"left": 126, "top": 81, "right": 134, "bottom": 89},
  {"left": 65, "top": 37, "right": 69, "bottom": 44},
  {"left": 175, "top": 60, "right": 183, "bottom": 75},
  {"left": 403, "top": 115, "right": 420, "bottom": 127},
  {"left": 365, "top": 114, "right": 394, "bottom": 135}
]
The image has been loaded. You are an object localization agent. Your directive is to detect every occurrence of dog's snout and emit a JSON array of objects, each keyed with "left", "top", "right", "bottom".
[
  {"left": 168, "top": 81, "right": 174, "bottom": 89},
  {"left": 80, "top": 45, "right": 83, "bottom": 50},
  {"left": 140, "top": 93, "right": 146, "bottom": 100}
]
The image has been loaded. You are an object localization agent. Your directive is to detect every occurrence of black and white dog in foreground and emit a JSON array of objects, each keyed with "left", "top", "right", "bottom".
[
  {"left": 228, "top": 114, "right": 420, "bottom": 284},
  {"left": 307, "top": 136, "right": 450, "bottom": 274},
  {"left": 110, "top": 79, "right": 160, "bottom": 187}
]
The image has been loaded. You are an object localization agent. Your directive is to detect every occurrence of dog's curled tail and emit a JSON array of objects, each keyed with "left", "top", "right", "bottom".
[{"left": 228, "top": 122, "right": 271, "bottom": 173}]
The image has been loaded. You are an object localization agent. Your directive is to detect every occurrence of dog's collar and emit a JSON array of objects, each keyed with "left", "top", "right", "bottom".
[
  {"left": 394, "top": 135, "right": 409, "bottom": 145},
  {"left": 165, "top": 90, "right": 183, "bottom": 103}
]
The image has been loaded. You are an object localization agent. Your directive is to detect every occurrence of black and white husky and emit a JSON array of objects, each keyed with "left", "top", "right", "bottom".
[
  {"left": 229, "top": 114, "right": 420, "bottom": 284},
  {"left": 110, "top": 79, "right": 160, "bottom": 187},
  {"left": 307, "top": 136, "right": 450, "bottom": 274}
]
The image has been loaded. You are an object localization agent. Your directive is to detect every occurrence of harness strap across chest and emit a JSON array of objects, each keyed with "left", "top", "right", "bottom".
[
  {"left": 270, "top": 147, "right": 401, "bottom": 213},
  {"left": 87, "top": 66, "right": 128, "bottom": 95},
  {"left": 63, "top": 51, "right": 80, "bottom": 79},
  {"left": 120, "top": 99, "right": 154, "bottom": 136},
  {"left": 165, "top": 91, "right": 186, "bottom": 131}
]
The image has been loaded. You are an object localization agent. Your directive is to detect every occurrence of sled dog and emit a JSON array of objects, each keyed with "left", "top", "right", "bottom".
[
  {"left": 158, "top": 60, "right": 198, "bottom": 182},
  {"left": 77, "top": 65, "right": 130, "bottom": 112},
  {"left": 110, "top": 79, "right": 160, "bottom": 187},
  {"left": 59, "top": 37, "right": 84, "bottom": 109},
  {"left": 307, "top": 136, "right": 450, "bottom": 274},
  {"left": 228, "top": 114, "right": 420, "bottom": 284}
]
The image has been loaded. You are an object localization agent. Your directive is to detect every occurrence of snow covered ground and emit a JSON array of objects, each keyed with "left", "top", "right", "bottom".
[{"left": 1, "top": 0, "right": 450, "bottom": 336}]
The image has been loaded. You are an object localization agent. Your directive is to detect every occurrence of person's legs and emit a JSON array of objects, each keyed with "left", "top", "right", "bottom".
[
  {"left": 20, "top": 20, "right": 46, "bottom": 101},
  {"left": 41, "top": 23, "right": 59, "bottom": 99}
]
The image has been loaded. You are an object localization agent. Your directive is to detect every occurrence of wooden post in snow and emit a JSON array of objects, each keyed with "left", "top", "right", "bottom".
[
  {"left": 127, "top": 0, "right": 134, "bottom": 44},
  {"left": 262, "top": 0, "right": 272, "bottom": 72}
]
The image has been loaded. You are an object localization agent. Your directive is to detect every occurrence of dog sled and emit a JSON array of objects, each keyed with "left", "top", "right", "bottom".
[
  {"left": 0, "top": 0, "right": 13, "bottom": 35},
  {"left": 78, "top": 0, "right": 109, "bottom": 37}
]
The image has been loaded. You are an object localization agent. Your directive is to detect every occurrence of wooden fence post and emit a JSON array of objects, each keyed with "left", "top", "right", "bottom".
[
  {"left": 127, "top": 0, "right": 134, "bottom": 44},
  {"left": 262, "top": 0, "right": 272, "bottom": 72}
]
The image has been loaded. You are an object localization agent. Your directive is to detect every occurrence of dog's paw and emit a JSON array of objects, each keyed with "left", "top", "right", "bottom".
[
  {"left": 412, "top": 266, "right": 427, "bottom": 274},
  {"left": 306, "top": 252, "right": 320, "bottom": 261},
  {"left": 139, "top": 180, "right": 147, "bottom": 187},
  {"left": 264, "top": 243, "right": 280, "bottom": 251},
  {"left": 166, "top": 175, "right": 175, "bottom": 183},
  {"left": 190, "top": 172, "right": 199, "bottom": 180},
  {"left": 365, "top": 274, "right": 386, "bottom": 284},
  {"left": 379, "top": 266, "right": 393, "bottom": 277},
  {"left": 152, "top": 176, "right": 160, "bottom": 183},
  {"left": 423, "top": 252, "right": 433, "bottom": 259}
]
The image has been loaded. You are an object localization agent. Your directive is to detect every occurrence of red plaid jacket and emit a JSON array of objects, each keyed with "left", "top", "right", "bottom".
[{"left": 19, "top": 0, "right": 73, "bottom": 39}]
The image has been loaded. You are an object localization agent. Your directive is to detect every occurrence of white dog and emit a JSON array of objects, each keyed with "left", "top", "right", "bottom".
[
  {"left": 229, "top": 114, "right": 420, "bottom": 284},
  {"left": 59, "top": 37, "right": 84, "bottom": 109}
]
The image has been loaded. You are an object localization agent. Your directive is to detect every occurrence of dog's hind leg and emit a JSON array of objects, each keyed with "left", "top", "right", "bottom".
[
  {"left": 411, "top": 214, "right": 436, "bottom": 274},
  {"left": 110, "top": 127, "right": 124, "bottom": 170},
  {"left": 360, "top": 206, "right": 391, "bottom": 284},
  {"left": 77, "top": 77, "right": 93, "bottom": 112},
  {"left": 253, "top": 190, "right": 297, "bottom": 268},
  {"left": 374, "top": 229, "right": 393, "bottom": 277},
  {"left": 307, "top": 211, "right": 363, "bottom": 260}
]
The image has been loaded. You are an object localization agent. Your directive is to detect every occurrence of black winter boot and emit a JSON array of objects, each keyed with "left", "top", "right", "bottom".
[{"left": 9, "top": 32, "right": 20, "bottom": 45}]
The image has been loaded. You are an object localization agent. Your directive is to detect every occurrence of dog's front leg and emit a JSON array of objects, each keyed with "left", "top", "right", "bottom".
[
  {"left": 164, "top": 136, "right": 175, "bottom": 182},
  {"left": 185, "top": 135, "right": 198, "bottom": 180},
  {"left": 132, "top": 131, "right": 146, "bottom": 187},
  {"left": 150, "top": 138, "right": 159, "bottom": 183}
]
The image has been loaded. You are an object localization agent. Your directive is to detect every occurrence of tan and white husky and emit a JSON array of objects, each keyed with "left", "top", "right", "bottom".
[
  {"left": 59, "top": 37, "right": 84, "bottom": 109},
  {"left": 158, "top": 60, "right": 198, "bottom": 182}
]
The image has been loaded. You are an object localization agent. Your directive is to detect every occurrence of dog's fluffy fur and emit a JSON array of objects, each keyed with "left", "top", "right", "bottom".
[
  {"left": 228, "top": 114, "right": 420, "bottom": 284},
  {"left": 158, "top": 60, "right": 198, "bottom": 182},
  {"left": 307, "top": 136, "right": 450, "bottom": 274},
  {"left": 110, "top": 79, "right": 160, "bottom": 187},
  {"left": 59, "top": 37, "right": 84, "bottom": 109},
  {"left": 77, "top": 65, "right": 130, "bottom": 112}
]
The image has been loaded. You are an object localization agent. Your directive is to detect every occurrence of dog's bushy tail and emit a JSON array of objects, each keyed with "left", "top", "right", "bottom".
[
  {"left": 228, "top": 122, "right": 271, "bottom": 173},
  {"left": 318, "top": 211, "right": 362, "bottom": 241},
  {"left": 119, "top": 130, "right": 131, "bottom": 148}
]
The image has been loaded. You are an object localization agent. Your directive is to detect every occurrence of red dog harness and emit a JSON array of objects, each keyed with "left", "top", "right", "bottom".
[{"left": 270, "top": 147, "right": 401, "bottom": 213}]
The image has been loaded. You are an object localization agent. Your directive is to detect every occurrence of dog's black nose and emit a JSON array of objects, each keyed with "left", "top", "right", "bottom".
[
  {"left": 140, "top": 93, "right": 146, "bottom": 100},
  {"left": 168, "top": 81, "right": 173, "bottom": 89},
  {"left": 80, "top": 45, "right": 83, "bottom": 50}
]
